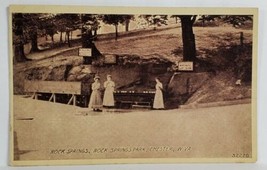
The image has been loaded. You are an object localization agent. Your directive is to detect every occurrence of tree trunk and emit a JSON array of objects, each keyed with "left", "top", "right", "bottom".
[
  {"left": 81, "top": 30, "right": 101, "bottom": 60},
  {"left": 13, "top": 13, "right": 29, "bottom": 62},
  {"left": 94, "top": 29, "right": 97, "bottom": 36},
  {"left": 30, "top": 28, "right": 39, "bottom": 52},
  {"left": 70, "top": 31, "right": 73, "bottom": 40},
  {"left": 94, "top": 29, "right": 98, "bottom": 40},
  {"left": 115, "top": 24, "right": 118, "bottom": 41},
  {"left": 66, "top": 31, "right": 71, "bottom": 47},
  {"left": 51, "top": 34, "right": 54, "bottom": 43},
  {"left": 60, "top": 31, "right": 63, "bottom": 43},
  {"left": 65, "top": 32, "right": 67, "bottom": 43},
  {"left": 125, "top": 19, "right": 130, "bottom": 32},
  {"left": 153, "top": 19, "right": 157, "bottom": 30},
  {"left": 180, "top": 16, "right": 197, "bottom": 61},
  {"left": 81, "top": 14, "right": 102, "bottom": 64},
  {"left": 14, "top": 41, "right": 28, "bottom": 62}
]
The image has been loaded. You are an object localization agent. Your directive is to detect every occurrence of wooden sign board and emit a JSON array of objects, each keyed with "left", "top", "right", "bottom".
[
  {"left": 24, "top": 80, "right": 82, "bottom": 94},
  {"left": 78, "top": 48, "right": 92, "bottom": 57},
  {"left": 104, "top": 54, "right": 117, "bottom": 64},
  {"left": 178, "top": 61, "right": 194, "bottom": 71}
]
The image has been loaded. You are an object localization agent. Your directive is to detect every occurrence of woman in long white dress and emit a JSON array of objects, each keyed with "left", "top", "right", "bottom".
[
  {"left": 88, "top": 76, "right": 102, "bottom": 111},
  {"left": 103, "top": 75, "right": 115, "bottom": 107},
  {"left": 153, "top": 78, "right": 164, "bottom": 109}
]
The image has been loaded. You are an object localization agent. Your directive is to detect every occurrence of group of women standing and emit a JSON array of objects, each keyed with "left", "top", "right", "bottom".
[
  {"left": 88, "top": 75, "right": 115, "bottom": 111},
  {"left": 88, "top": 75, "right": 165, "bottom": 111}
]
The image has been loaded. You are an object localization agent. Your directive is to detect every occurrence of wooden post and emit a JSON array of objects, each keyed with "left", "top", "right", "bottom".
[
  {"left": 53, "top": 94, "right": 56, "bottom": 103},
  {"left": 32, "top": 92, "right": 36, "bottom": 99},
  {"left": 73, "top": 95, "right": 76, "bottom": 106},
  {"left": 48, "top": 93, "right": 56, "bottom": 103},
  {"left": 49, "top": 93, "right": 54, "bottom": 102},
  {"left": 67, "top": 95, "right": 74, "bottom": 105}
]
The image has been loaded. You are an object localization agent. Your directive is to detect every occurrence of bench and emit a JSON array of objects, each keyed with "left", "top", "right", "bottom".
[
  {"left": 132, "top": 102, "right": 152, "bottom": 109},
  {"left": 24, "top": 80, "right": 83, "bottom": 106},
  {"left": 114, "top": 91, "right": 155, "bottom": 109}
]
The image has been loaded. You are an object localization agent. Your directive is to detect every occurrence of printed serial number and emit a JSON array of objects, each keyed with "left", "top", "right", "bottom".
[{"left": 232, "top": 153, "right": 250, "bottom": 158}]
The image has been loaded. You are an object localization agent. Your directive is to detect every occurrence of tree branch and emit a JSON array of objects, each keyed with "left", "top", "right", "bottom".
[{"left": 191, "top": 15, "right": 197, "bottom": 24}]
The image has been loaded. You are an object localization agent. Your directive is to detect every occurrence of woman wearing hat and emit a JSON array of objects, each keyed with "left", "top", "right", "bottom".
[
  {"left": 103, "top": 75, "right": 115, "bottom": 107},
  {"left": 88, "top": 75, "right": 102, "bottom": 111}
]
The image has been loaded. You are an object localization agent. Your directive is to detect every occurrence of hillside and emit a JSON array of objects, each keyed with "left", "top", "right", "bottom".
[{"left": 13, "top": 24, "right": 253, "bottom": 108}]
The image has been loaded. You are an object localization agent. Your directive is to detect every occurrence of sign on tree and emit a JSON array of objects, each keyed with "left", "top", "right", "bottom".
[
  {"left": 178, "top": 61, "right": 194, "bottom": 71},
  {"left": 78, "top": 48, "right": 92, "bottom": 57}
]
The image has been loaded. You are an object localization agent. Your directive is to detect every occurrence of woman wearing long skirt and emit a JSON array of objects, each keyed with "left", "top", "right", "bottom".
[
  {"left": 153, "top": 78, "right": 164, "bottom": 109},
  {"left": 88, "top": 76, "right": 102, "bottom": 111},
  {"left": 103, "top": 75, "right": 115, "bottom": 107}
]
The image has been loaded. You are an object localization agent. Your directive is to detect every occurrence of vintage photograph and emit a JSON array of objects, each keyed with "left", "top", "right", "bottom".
[{"left": 9, "top": 6, "right": 257, "bottom": 165}]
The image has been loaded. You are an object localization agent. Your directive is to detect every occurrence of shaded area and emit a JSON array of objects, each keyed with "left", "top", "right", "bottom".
[
  {"left": 16, "top": 117, "right": 34, "bottom": 121},
  {"left": 184, "top": 44, "right": 252, "bottom": 105}
]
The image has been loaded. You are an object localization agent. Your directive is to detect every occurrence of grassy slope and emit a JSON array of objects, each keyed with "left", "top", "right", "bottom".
[{"left": 96, "top": 26, "right": 252, "bottom": 62}]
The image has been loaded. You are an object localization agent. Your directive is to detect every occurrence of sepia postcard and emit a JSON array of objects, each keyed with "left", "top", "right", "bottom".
[{"left": 9, "top": 5, "right": 258, "bottom": 166}]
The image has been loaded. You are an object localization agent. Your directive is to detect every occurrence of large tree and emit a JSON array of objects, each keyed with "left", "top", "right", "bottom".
[
  {"left": 122, "top": 15, "right": 135, "bottom": 32},
  {"left": 40, "top": 14, "right": 58, "bottom": 44},
  {"left": 23, "top": 14, "right": 44, "bottom": 52},
  {"left": 12, "top": 13, "right": 29, "bottom": 62},
  {"left": 81, "top": 14, "right": 102, "bottom": 63},
  {"left": 13, "top": 13, "right": 51, "bottom": 55},
  {"left": 12, "top": 13, "right": 42, "bottom": 62},
  {"left": 54, "top": 14, "right": 80, "bottom": 47},
  {"left": 102, "top": 15, "right": 126, "bottom": 40},
  {"left": 179, "top": 15, "right": 197, "bottom": 61},
  {"left": 175, "top": 15, "right": 253, "bottom": 61},
  {"left": 12, "top": 13, "right": 50, "bottom": 62},
  {"left": 83, "top": 14, "right": 101, "bottom": 39}
]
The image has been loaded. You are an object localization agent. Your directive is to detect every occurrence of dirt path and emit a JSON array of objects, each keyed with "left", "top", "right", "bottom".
[
  {"left": 13, "top": 95, "right": 252, "bottom": 161},
  {"left": 26, "top": 46, "right": 81, "bottom": 61}
]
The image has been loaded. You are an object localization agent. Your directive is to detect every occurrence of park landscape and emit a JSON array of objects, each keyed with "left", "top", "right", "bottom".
[{"left": 11, "top": 11, "right": 255, "bottom": 163}]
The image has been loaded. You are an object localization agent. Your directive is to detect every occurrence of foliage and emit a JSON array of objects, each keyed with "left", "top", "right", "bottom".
[
  {"left": 12, "top": 13, "right": 47, "bottom": 60},
  {"left": 195, "top": 15, "right": 218, "bottom": 27},
  {"left": 170, "top": 15, "right": 180, "bottom": 24},
  {"left": 12, "top": 13, "right": 42, "bottom": 44},
  {"left": 55, "top": 14, "right": 81, "bottom": 46},
  {"left": 81, "top": 14, "right": 101, "bottom": 35},
  {"left": 139, "top": 15, "right": 168, "bottom": 28},
  {"left": 102, "top": 15, "right": 124, "bottom": 25},
  {"left": 39, "top": 14, "right": 57, "bottom": 41},
  {"left": 219, "top": 15, "right": 253, "bottom": 27},
  {"left": 102, "top": 15, "right": 135, "bottom": 40},
  {"left": 54, "top": 14, "right": 80, "bottom": 34}
]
